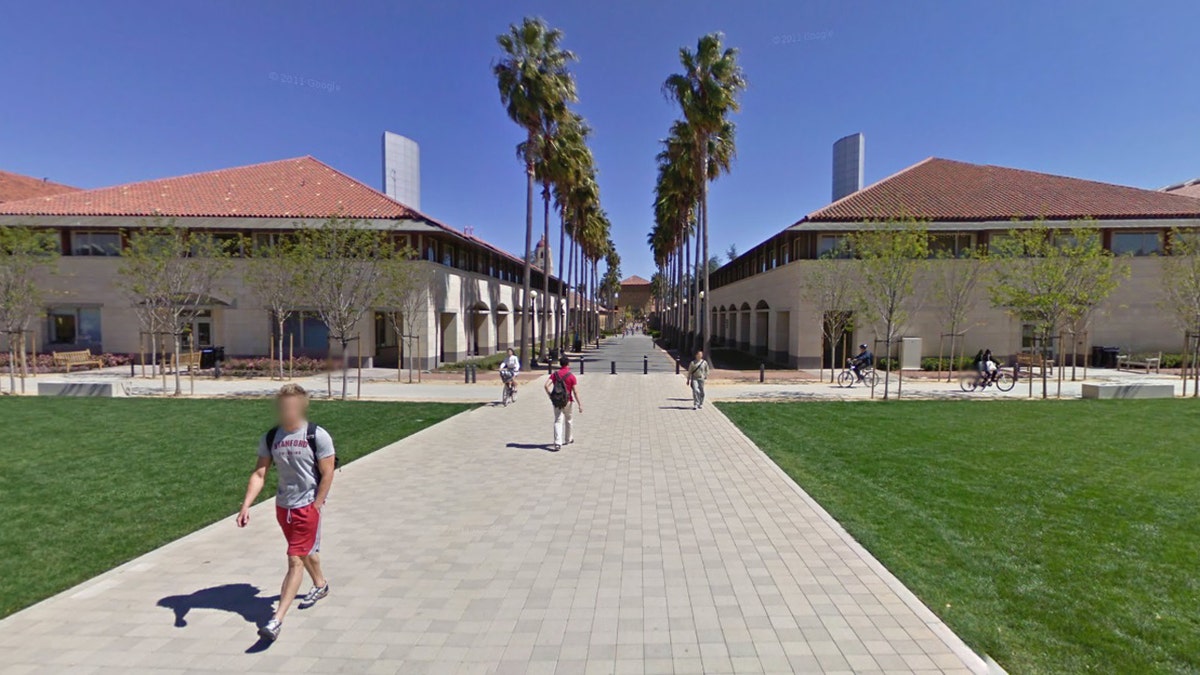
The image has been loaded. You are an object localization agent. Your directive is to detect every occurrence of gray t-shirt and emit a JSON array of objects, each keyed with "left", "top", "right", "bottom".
[{"left": 257, "top": 424, "right": 336, "bottom": 509}]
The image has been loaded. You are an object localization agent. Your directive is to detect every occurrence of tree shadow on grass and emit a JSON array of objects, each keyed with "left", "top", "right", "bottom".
[{"left": 157, "top": 583, "right": 279, "bottom": 653}]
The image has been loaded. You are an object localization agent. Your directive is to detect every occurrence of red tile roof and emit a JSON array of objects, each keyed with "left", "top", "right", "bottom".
[
  {"left": 620, "top": 275, "right": 652, "bottom": 286},
  {"left": 0, "top": 170, "right": 79, "bottom": 203},
  {"left": 0, "top": 156, "right": 418, "bottom": 219},
  {"left": 800, "top": 158, "right": 1200, "bottom": 224},
  {"left": 1163, "top": 179, "right": 1200, "bottom": 200}
]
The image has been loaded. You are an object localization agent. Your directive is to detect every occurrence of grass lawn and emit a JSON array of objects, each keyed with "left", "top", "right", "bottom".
[
  {"left": 719, "top": 399, "right": 1200, "bottom": 675},
  {"left": 0, "top": 397, "right": 472, "bottom": 619}
]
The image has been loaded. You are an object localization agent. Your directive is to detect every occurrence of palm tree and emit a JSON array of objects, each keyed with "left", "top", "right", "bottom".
[
  {"left": 663, "top": 32, "right": 746, "bottom": 356},
  {"left": 494, "top": 17, "right": 577, "bottom": 369},
  {"left": 545, "top": 112, "right": 595, "bottom": 354}
]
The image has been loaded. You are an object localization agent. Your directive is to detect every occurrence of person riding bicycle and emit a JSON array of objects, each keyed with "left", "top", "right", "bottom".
[
  {"left": 849, "top": 343, "right": 874, "bottom": 382},
  {"left": 982, "top": 349, "right": 999, "bottom": 384},
  {"left": 500, "top": 348, "right": 520, "bottom": 393}
]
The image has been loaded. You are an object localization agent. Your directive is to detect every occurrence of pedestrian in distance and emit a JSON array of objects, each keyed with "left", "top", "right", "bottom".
[
  {"left": 545, "top": 355, "right": 583, "bottom": 451},
  {"left": 687, "top": 350, "right": 710, "bottom": 409},
  {"left": 236, "top": 384, "right": 337, "bottom": 642}
]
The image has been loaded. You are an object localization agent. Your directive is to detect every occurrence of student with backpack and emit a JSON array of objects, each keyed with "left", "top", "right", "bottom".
[
  {"left": 236, "top": 384, "right": 337, "bottom": 642},
  {"left": 686, "top": 350, "right": 710, "bottom": 410},
  {"left": 544, "top": 355, "right": 583, "bottom": 451}
]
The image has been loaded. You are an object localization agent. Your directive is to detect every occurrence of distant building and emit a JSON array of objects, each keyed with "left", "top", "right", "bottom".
[
  {"left": 618, "top": 275, "right": 653, "bottom": 318},
  {"left": 831, "top": 133, "right": 864, "bottom": 202},
  {"left": 1162, "top": 177, "right": 1200, "bottom": 199},
  {"left": 530, "top": 235, "right": 553, "bottom": 276},
  {"left": 0, "top": 156, "right": 565, "bottom": 368},
  {"left": 382, "top": 132, "right": 421, "bottom": 210},
  {"left": 710, "top": 156, "right": 1200, "bottom": 367}
]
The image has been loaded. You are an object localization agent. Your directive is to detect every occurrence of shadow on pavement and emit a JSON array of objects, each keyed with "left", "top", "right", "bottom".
[
  {"left": 505, "top": 442, "right": 555, "bottom": 452},
  {"left": 157, "top": 583, "right": 277, "bottom": 628}
]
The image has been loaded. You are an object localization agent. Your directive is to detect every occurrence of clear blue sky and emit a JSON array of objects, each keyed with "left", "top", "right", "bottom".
[{"left": 3, "top": 1, "right": 1199, "bottom": 278}]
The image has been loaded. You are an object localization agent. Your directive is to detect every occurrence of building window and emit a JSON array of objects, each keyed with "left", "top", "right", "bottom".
[
  {"left": 48, "top": 307, "right": 102, "bottom": 345},
  {"left": 182, "top": 310, "right": 214, "bottom": 348},
  {"left": 70, "top": 231, "right": 121, "bottom": 256},
  {"left": 279, "top": 313, "right": 329, "bottom": 355},
  {"left": 816, "top": 234, "right": 850, "bottom": 258},
  {"left": 929, "top": 232, "right": 975, "bottom": 258},
  {"left": 1111, "top": 231, "right": 1161, "bottom": 256}
]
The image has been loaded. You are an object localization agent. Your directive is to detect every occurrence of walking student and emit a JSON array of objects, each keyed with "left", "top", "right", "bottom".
[
  {"left": 545, "top": 355, "right": 583, "bottom": 451},
  {"left": 236, "top": 384, "right": 337, "bottom": 642},
  {"left": 687, "top": 350, "right": 710, "bottom": 409}
]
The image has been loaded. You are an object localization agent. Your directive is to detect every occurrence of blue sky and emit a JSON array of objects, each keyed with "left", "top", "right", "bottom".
[{"left": 3, "top": 1, "right": 1199, "bottom": 278}]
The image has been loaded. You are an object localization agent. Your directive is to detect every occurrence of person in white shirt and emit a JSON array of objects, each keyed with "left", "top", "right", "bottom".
[{"left": 500, "top": 348, "right": 521, "bottom": 394}]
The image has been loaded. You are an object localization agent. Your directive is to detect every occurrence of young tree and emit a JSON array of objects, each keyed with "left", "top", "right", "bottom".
[
  {"left": 929, "top": 247, "right": 986, "bottom": 381},
  {"left": 293, "top": 217, "right": 390, "bottom": 400},
  {"left": 378, "top": 250, "right": 433, "bottom": 384},
  {"left": 849, "top": 219, "right": 930, "bottom": 399},
  {"left": 988, "top": 222, "right": 1119, "bottom": 398},
  {"left": 244, "top": 236, "right": 303, "bottom": 379},
  {"left": 1160, "top": 228, "right": 1200, "bottom": 392},
  {"left": 1063, "top": 229, "right": 1128, "bottom": 381},
  {"left": 118, "top": 223, "right": 232, "bottom": 396},
  {"left": 0, "top": 227, "right": 59, "bottom": 393},
  {"left": 802, "top": 244, "right": 856, "bottom": 383}
]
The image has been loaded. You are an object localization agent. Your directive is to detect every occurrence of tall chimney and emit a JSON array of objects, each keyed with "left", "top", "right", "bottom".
[
  {"left": 382, "top": 131, "right": 421, "bottom": 210},
  {"left": 831, "top": 133, "right": 864, "bottom": 201}
]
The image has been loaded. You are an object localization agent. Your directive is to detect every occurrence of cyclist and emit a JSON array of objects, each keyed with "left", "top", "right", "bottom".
[
  {"left": 500, "top": 348, "right": 520, "bottom": 398},
  {"left": 849, "top": 343, "right": 874, "bottom": 382},
  {"left": 982, "top": 349, "right": 999, "bottom": 385}
]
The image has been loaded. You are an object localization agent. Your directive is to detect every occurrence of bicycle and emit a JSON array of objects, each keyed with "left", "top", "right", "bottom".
[
  {"left": 500, "top": 370, "right": 517, "bottom": 406},
  {"left": 837, "top": 361, "right": 879, "bottom": 388},
  {"left": 959, "top": 367, "right": 1017, "bottom": 392}
]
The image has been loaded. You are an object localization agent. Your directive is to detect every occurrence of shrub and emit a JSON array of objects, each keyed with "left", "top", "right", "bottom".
[
  {"left": 921, "top": 356, "right": 976, "bottom": 372},
  {"left": 221, "top": 356, "right": 326, "bottom": 377},
  {"left": 437, "top": 352, "right": 507, "bottom": 372}
]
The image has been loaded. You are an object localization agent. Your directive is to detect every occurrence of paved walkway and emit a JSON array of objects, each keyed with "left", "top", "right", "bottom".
[{"left": 1, "top": 356, "right": 991, "bottom": 674}]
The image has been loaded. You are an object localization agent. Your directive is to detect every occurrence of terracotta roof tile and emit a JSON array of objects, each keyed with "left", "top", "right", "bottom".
[
  {"left": 620, "top": 275, "right": 652, "bottom": 286},
  {"left": 0, "top": 156, "right": 417, "bottom": 219},
  {"left": 800, "top": 158, "right": 1200, "bottom": 224},
  {"left": 0, "top": 170, "right": 79, "bottom": 203}
]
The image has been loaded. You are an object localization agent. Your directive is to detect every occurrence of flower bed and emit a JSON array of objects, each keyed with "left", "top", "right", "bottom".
[{"left": 0, "top": 352, "right": 131, "bottom": 373}]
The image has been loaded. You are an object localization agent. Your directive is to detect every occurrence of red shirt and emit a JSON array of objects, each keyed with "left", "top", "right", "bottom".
[{"left": 554, "top": 367, "right": 578, "bottom": 402}]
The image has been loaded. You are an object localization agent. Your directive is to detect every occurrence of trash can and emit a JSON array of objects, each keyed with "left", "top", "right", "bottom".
[
  {"left": 1101, "top": 347, "right": 1120, "bottom": 369},
  {"left": 1091, "top": 346, "right": 1105, "bottom": 367},
  {"left": 200, "top": 348, "right": 216, "bottom": 369}
]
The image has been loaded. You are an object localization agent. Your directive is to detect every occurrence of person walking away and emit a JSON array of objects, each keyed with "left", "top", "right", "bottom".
[
  {"left": 500, "top": 347, "right": 521, "bottom": 398},
  {"left": 544, "top": 355, "right": 583, "bottom": 451},
  {"left": 237, "top": 384, "right": 337, "bottom": 642},
  {"left": 687, "top": 350, "right": 710, "bottom": 409}
]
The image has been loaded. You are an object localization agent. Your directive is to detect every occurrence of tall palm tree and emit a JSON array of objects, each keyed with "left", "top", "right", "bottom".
[
  {"left": 663, "top": 32, "right": 746, "bottom": 356},
  {"left": 546, "top": 112, "right": 595, "bottom": 354},
  {"left": 494, "top": 17, "right": 577, "bottom": 369}
]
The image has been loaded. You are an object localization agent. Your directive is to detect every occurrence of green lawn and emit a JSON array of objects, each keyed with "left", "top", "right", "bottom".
[
  {"left": 0, "top": 397, "right": 472, "bottom": 619},
  {"left": 719, "top": 399, "right": 1200, "bottom": 675}
]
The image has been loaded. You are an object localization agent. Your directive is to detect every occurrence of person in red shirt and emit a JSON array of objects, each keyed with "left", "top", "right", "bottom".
[{"left": 544, "top": 355, "right": 583, "bottom": 451}]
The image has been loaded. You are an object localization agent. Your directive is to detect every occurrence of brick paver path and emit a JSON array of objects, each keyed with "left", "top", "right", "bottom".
[{"left": 1, "top": 339, "right": 989, "bottom": 674}]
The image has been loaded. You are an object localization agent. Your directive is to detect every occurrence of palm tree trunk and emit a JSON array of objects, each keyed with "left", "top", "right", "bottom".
[
  {"left": 692, "top": 209, "right": 701, "bottom": 352},
  {"left": 540, "top": 183, "right": 551, "bottom": 360},
  {"left": 520, "top": 162, "right": 534, "bottom": 369},
  {"left": 556, "top": 209, "right": 566, "bottom": 353},
  {"left": 700, "top": 153, "right": 711, "bottom": 356}
]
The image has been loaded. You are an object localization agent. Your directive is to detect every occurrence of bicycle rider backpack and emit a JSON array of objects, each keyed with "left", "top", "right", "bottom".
[
  {"left": 548, "top": 372, "right": 569, "bottom": 409},
  {"left": 266, "top": 422, "right": 340, "bottom": 481}
]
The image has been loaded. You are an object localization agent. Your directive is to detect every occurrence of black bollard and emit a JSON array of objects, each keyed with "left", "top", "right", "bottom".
[
  {"left": 464, "top": 365, "right": 471, "bottom": 384},
  {"left": 130, "top": 360, "right": 135, "bottom": 377},
  {"left": 611, "top": 360, "right": 616, "bottom": 375},
  {"left": 759, "top": 362, "right": 765, "bottom": 383},
  {"left": 643, "top": 355, "right": 648, "bottom": 375},
  {"left": 470, "top": 364, "right": 477, "bottom": 384},
  {"left": 579, "top": 357, "right": 585, "bottom": 375},
  {"left": 675, "top": 359, "right": 680, "bottom": 375}
]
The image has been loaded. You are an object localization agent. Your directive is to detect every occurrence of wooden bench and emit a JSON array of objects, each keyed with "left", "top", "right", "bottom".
[
  {"left": 1014, "top": 352, "right": 1055, "bottom": 376},
  {"left": 166, "top": 351, "right": 203, "bottom": 374},
  {"left": 52, "top": 349, "right": 104, "bottom": 372},
  {"left": 1117, "top": 352, "right": 1162, "bottom": 374}
]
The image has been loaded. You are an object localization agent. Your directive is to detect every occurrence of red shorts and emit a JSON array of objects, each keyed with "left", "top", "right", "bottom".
[{"left": 275, "top": 503, "right": 322, "bottom": 557}]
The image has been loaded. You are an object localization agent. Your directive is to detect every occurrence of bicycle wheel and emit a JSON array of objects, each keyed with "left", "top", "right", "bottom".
[
  {"left": 836, "top": 371, "right": 855, "bottom": 388},
  {"left": 959, "top": 373, "right": 979, "bottom": 392},
  {"left": 995, "top": 371, "right": 1017, "bottom": 392},
  {"left": 864, "top": 370, "right": 879, "bottom": 387}
]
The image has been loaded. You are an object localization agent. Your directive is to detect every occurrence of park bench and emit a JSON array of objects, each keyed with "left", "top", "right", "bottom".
[
  {"left": 1014, "top": 352, "right": 1055, "bottom": 377},
  {"left": 165, "top": 351, "right": 203, "bottom": 374},
  {"left": 1117, "top": 351, "right": 1162, "bottom": 374},
  {"left": 52, "top": 349, "right": 104, "bottom": 373}
]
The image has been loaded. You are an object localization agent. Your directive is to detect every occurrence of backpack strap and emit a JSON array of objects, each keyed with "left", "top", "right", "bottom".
[
  {"left": 265, "top": 425, "right": 281, "bottom": 454},
  {"left": 306, "top": 422, "right": 321, "bottom": 480}
]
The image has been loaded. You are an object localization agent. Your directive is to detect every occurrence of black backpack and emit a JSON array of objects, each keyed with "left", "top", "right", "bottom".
[
  {"left": 265, "top": 422, "right": 340, "bottom": 480},
  {"left": 549, "top": 372, "right": 569, "bottom": 409}
]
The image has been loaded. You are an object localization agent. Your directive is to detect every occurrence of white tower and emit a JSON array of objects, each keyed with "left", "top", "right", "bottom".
[
  {"left": 832, "top": 133, "right": 864, "bottom": 202},
  {"left": 382, "top": 132, "right": 421, "bottom": 210}
]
